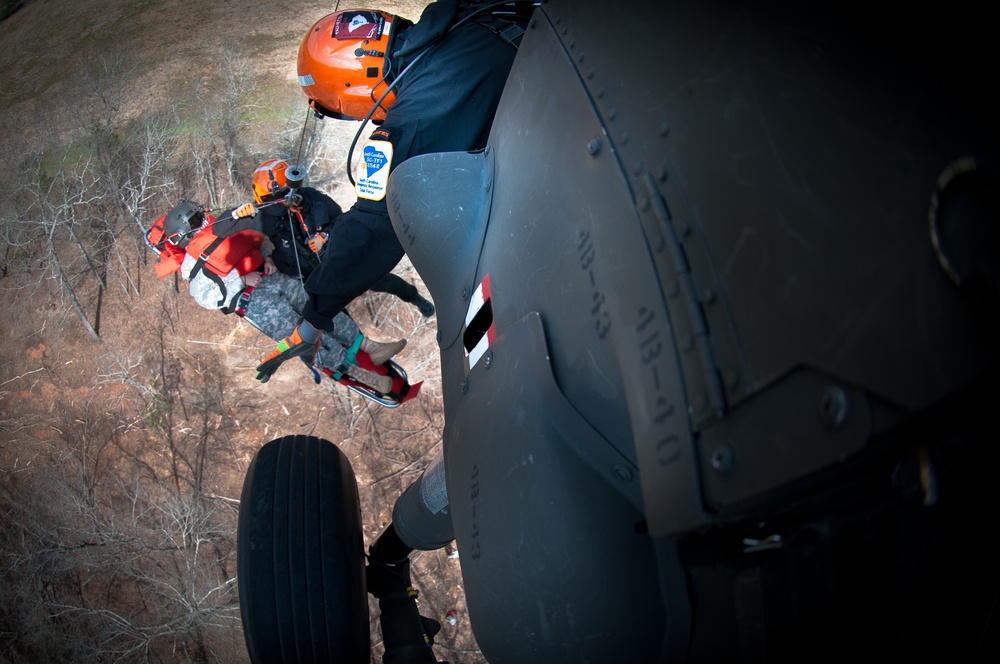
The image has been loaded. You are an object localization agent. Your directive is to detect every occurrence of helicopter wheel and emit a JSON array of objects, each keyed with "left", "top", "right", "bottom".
[{"left": 237, "top": 435, "right": 370, "bottom": 663}]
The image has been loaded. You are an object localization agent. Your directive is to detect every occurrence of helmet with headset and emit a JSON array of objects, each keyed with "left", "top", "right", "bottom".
[
  {"left": 296, "top": 10, "right": 413, "bottom": 124},
  {"left": 252, "top": 158, "right": 292, "bottom": 205}
]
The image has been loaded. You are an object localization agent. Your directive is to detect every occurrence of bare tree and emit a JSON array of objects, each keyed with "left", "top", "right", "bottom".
[
  {"left": 8, "top": 139, "right": 103, "bottom": 340},
  {"left": 116, "top": 110, "right": 178, "bottom": 297},
  {"left": 183, "top": 48, "right": 263, "bottom": 209},
  {"left": 78, "top": 47, "right": 179, "bottom": 301},
  {"left": 0, "top": 355, "right": 247, "bottom": 662},
  {"left": 217, "top": 48, "right": 262, "bottom": 195}
]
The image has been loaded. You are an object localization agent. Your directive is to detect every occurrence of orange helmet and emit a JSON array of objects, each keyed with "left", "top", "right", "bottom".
[
  {"left": 252, "top": 158, "right": 291, "bottom": 204},
  {"left": 297, "top": 10, "right": 412, "bottom": 123}
]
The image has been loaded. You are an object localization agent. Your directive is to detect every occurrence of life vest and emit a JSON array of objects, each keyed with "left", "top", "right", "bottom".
[
  {"left": 183, "top": 253, "right": 247, "bottom": 313},
  {"left": 184, "top": 227, "right": 266, "bottom": 279},
  {"left": 147, "top": 212, "right": 266, "bottom": 280}
]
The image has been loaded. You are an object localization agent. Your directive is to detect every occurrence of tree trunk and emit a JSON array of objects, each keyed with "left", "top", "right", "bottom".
[{"left": 48, "top": 237, "right": 101, "bottom": 342}]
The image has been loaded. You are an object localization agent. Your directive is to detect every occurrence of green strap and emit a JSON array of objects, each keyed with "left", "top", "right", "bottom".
[{"left": 345, "top": 333, "right": 364, "bottom": 366}]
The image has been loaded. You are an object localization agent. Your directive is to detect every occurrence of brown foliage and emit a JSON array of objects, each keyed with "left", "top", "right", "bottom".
[{"left": 0, "top": 1, "right": 479, "bottom": 662}]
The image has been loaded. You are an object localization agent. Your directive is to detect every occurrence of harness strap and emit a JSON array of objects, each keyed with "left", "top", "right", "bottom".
[
  {"left": 290, "top": 205, "right": 311, "bottom": 235},
  {"left": 189, "top": 235, "right": 230, "bottom": 308},
  {"left": 191, "top": 235, "right": 226, "bottom": 277},
  {"left": 233, "top": 284, "right": 255, "bottom": 317},
  {"left": 475, "top": 14, "right": 525, "bottom": 48},
  {"left": 345, "top": 332, "right": 365, "bottom": 367}
]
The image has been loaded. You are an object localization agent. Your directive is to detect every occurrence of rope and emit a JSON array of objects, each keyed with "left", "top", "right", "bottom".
[
  {"left": 288, "top": 206, "right": 309, "bottom": 285},
  {"left": 293, "top": 106, "right": 311, "bottom": 171}
]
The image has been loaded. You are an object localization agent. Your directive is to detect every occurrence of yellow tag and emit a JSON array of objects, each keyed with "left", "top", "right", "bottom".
[{"left": 355, "top": 139, "right": 394, "bottom": 201}]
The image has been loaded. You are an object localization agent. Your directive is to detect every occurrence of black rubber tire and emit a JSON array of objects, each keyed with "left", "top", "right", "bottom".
[{"left": 238, "top": 435, "right": 369, "bottom": 663}]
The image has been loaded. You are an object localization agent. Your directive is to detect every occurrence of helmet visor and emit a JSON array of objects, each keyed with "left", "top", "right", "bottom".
[
  {"left": 162, "top": 201, "right": 204, "bottom": 248},
  {"left": 257, "top": 186, "right": 290, "bottom": 205}
]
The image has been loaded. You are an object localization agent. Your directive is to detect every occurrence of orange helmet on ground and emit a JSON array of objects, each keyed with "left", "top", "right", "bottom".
[
  {"left": 252, "top": 159, "right": 291, "bottom": 204},
  {"left": 297, "top": 10, "right": 413, "bottom": 123}
]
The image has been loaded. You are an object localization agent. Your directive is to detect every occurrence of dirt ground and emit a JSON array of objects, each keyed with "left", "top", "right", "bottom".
[{"left": 0, "top": 1, "right": 484, "bottom": 662}]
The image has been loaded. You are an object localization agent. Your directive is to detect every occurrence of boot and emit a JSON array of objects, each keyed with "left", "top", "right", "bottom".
[
  {"left": 345, "top": 364, "right": 393, "bottom": 394},
  {"left": 361, "top": 337, "right": 406, "bottom": 366},
  {"left": 409, "top": 293, "right": 435, "bottom": 317}
]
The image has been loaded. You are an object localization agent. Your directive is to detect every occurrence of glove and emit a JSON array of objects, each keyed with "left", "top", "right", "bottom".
[
  {"left": 254, "top": 327, "right": 320, "bottom": 383},
  {"left": 233, "top": 202, "right": 257, "bottom": 219},
  {"left": 306, "top": 232, "right": 327, "bottom": 254}
]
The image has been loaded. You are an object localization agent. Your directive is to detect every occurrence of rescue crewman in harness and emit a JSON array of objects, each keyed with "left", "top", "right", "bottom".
[
  {"left": 253, "top": 0, "right": 530, "bottom": 385},
  {"left": 233, "top": 158, "right": 436, "bottom": 317}
]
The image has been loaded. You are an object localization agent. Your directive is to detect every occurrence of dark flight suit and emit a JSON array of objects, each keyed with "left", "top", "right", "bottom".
[
  {"left": 238, "top": 188, "right": 430, "bottom": 309},
  {"left": 302, "top": 0, "right": 524, "bottom": 332},
  {"left": 258, "top": 186, "right": 338, "bottom": 280}
]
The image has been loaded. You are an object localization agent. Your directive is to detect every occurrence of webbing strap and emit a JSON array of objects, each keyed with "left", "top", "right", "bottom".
[
  {"left": 476, "top": 15, "right": 525, "bottom": 48},
  {"left": 233, "top": 284, "right": 255, "bottom": 317},
  {"left": 497, "top": 21, "right": 525, "bottom": 47},
  {"left": 206, "top": 270, "right": 229, "bottom": 309},
  {"left": 190, "top": 235, "right": 230, "bottom": 308},
  {"left": 191, "top": 236, "right": 226, "bottom": 277},
  {"left": 345, "top": 333, "right": 365, "bottom": 367}
]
